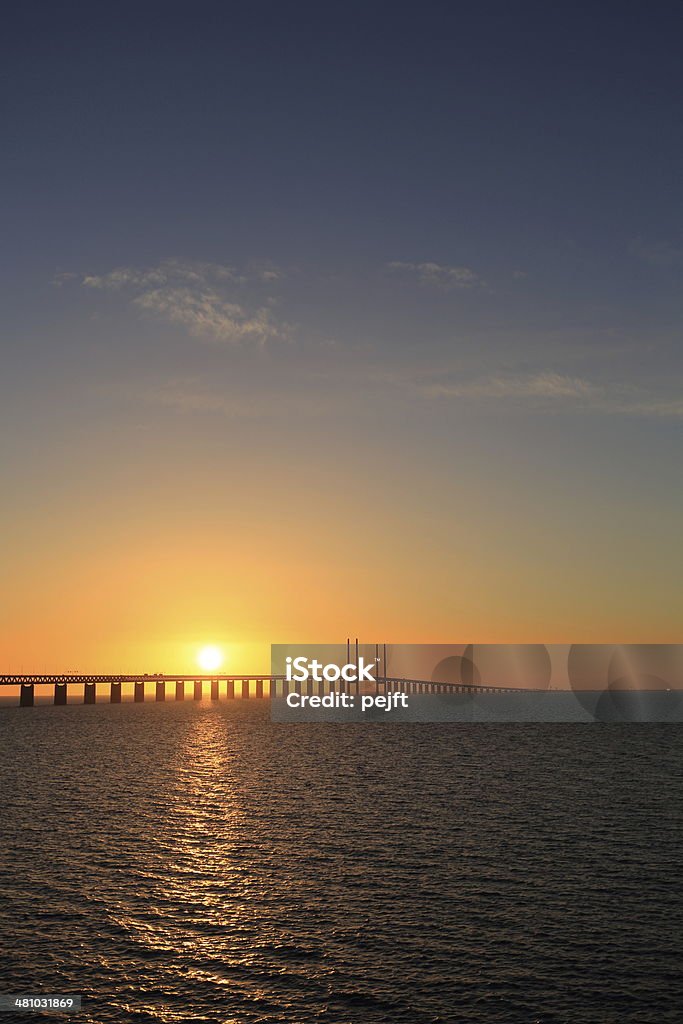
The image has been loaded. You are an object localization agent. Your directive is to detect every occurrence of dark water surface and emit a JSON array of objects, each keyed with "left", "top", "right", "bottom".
[{"left": 0, "top": 703, "right": 681, "bottom": 1023}]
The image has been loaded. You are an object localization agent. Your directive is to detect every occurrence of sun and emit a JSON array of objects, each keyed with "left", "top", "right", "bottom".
[{"left": 197, "top": 645, "right": 224, "bottom": 672}]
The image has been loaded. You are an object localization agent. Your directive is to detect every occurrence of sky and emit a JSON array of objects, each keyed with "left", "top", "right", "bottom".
[{"left": 1, "top": 2, "right": 682, "bottom": 672}]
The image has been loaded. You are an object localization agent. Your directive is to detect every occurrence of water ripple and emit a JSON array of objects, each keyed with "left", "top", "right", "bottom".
[{"left": 0, "top": 703, "right": 681, "bottom": 1023}]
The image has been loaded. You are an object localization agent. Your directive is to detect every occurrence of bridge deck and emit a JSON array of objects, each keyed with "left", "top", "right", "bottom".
[{"left": 0, "top": 674, "right": 545, "bottom": 708}]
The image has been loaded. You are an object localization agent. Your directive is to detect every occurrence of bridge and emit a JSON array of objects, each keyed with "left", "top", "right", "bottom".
[{"left": 0, "top": 674, "right": 534, "bottom": 706}]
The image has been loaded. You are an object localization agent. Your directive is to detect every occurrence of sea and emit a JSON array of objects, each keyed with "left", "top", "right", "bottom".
[{"left": 0, "top": 701, "right": 681, "bottom": 1023}]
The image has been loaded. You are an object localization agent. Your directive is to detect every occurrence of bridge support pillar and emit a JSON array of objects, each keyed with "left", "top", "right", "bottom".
[
  {"left": 156, "top": 681, "right": 165, "bottom": 702},
  {"left": 241, "top": 679, "right": 250, "bottom": 699},
  {"left": 84, "top": 683, "right": 96, "bottom": 704},
  {"left": 318, "top": 678, "right": 325, "bottom": 697},
  {"left": 270, "top": 678, "right": 277, "bottom": 698},
  {"left": 175, "top": 681, "right": 184, "bottom": 701},
  {"left": 110, "top": 682, "right": 121, "bottom": 703},
  {"left": 282, "top": 679, "right": 288, "bottom": 696},
  {"left": 54, "top": 682, "right": 67, "bottom": 705},
  {"left": 256, "top": 679, "right": 264, "bottom": 698},
  {"left": 193, "top": 680, "right": 202, "bottom": 700},
  {"left": 211, "top": 679, "right": 219, "bottom": 700},
  {"left": 134, "top": 681, "right": 144, "bottom": 702},
  {"left": 306, "top": 679, "right": 313, "bottom": 697},
  {"left": 19, "top": 683, "right": 34, "bottom": 707},
  {"left": 226, "top": 679, "right": 235, "bottom": 699}
]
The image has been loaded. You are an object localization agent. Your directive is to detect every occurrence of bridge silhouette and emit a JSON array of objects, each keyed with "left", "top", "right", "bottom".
[{"left": 0, "top": 673, "right": 534, "bottom": 706}]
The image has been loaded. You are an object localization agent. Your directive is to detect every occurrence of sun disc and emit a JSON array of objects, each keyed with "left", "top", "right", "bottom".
[{"left": 197, "top": 645, "right": 223, "bottom": 671}]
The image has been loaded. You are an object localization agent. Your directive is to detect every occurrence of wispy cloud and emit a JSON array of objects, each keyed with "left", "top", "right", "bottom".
[
  {"left": 79, "top": 259, "right": 288, "bottom": 345},
  {"left": 133, "top": 287, "right": 282, "bottom": 345},
  {"left": 52, "top": 270, "right": 80, "bottom": 285},
  {"left": 387, "top": 260, "right": 484, "bottom": 290},
  {"left": 613, "top": 395, "right": 683, "bottom": 419},
  {"left": 423, "top": 370, "right": 683, "bottom": 419},
  {"left": 427, "top": 371, "right": 597, "bottom": 401}
]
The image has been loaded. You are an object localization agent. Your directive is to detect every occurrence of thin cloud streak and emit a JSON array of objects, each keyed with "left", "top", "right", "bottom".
[
  {"left": 423, "top": 371, "right": 683, "bottom": 419},
  {"left": 387, "top": 260, "right": 484, "bottom": 290},
  {"left": 427, "top": 371, "right": 596, "bottom": 400}
]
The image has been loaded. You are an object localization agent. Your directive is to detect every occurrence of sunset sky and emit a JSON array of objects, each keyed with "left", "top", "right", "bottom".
[{"left": 2, "top": 3, "right": 682, "bottom": 673}]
